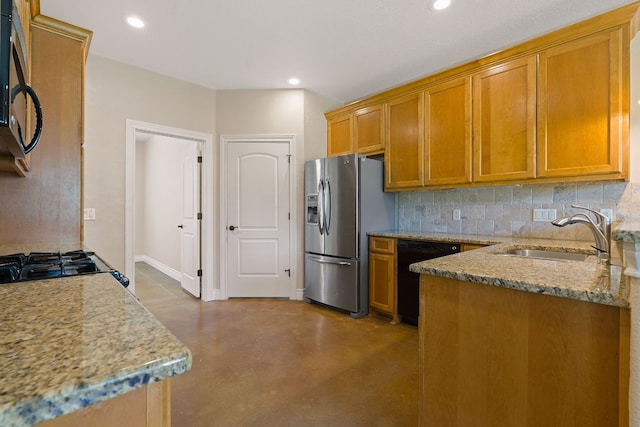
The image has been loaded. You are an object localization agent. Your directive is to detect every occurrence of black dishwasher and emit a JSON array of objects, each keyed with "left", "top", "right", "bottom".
[{"left": 397, "top": 240, "right": 460, "bottom": 326}]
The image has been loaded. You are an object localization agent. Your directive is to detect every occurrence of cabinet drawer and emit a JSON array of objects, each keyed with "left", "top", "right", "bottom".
[{"left": 370, "top": 236, "right": 396, "bottom": 254}]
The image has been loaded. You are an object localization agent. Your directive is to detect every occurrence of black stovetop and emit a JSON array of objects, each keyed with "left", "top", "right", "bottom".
[{"left": 0, "top": 250, "right": 111, "bottom": 284}]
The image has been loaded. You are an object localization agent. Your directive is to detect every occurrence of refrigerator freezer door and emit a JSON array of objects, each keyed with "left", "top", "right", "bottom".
[
  {"left": 304, "top": 159, "right": 325, "bottom": 254},
  {"left": 323, "top": 154, "right": 358, "bottom": 259},
  {"left": 304, "top": 253, "right": 360, "bottom": 314}
]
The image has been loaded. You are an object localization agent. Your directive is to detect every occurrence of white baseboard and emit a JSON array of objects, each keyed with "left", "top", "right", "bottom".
[
  {"left": 296, "top": 288, "right": 305, "bottom": 301},
  {"left": 135, "top": 255, "right": 181, "bottom": 282},
  {"left": 211, "top": 288, "right": 224, "bottom": 301}
]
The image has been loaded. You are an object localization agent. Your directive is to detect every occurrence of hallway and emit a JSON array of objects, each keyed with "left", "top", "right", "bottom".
[{"left": 135, "top": 262, "right": 419, "bottom": 427}]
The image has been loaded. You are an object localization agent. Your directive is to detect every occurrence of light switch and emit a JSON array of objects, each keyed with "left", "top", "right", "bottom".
[{"left": 84, "top": 208, "right": 96, "bottom": 221}]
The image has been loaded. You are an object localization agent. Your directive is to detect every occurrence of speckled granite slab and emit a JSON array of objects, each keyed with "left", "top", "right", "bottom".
[
  {"left": 368, "top": 231, "right": 629, "bottom": 308},
  {"left": 613, "top": 221, "right": 640, "bottom": 243},
  {"left": 408, "top": 238, "right": 629, "bottom": 308},
  {"left": 0, "top": 273, "right": 192, "bottom": 427},
  {"left": 368, "top": 230, "right": 503, "bottom": 246}
]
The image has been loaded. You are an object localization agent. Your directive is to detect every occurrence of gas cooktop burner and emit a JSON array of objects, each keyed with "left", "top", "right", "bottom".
[{"left": 0, "top": 250, "right": 129, "bottom": 287}]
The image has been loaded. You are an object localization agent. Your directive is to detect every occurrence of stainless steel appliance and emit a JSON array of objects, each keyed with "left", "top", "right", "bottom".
[
  {"left": 304, "top": 154, "right": 394, "bottom": 318},
  {"left": 0, "top": 0, "right": 43, "bottom": 158},
  {"left": 0, "top": 250, "right": 130, "bottom": 287},
  {"left": 397, "top": 240, "right": 460, "bottom": 325}
]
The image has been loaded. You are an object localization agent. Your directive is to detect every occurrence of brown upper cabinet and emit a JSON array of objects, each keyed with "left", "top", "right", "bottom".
[
  {"left": 385, "top": 92, "right": 424, "bottom": 189},
  {"left": 472, "top": 56, "right": 537, "bottom": 182},
  {"left": 354, "top": 104, "right": 385, "bottom": 154},
  {"left": 538, "top": 28, "right": 627, "bottom": 179},
  {"left": 425, "top": 77, "right": 472, "bottom": 186},
  {"left": 326, "top": 112, "right": 352, "bottom": 157},
  {"left": 324, "top": 3, "right": 637, "bottom": 191},
  {"left": 0, "top": 12, "right": 91, "bottom": 244},
  {"left": 326, "top": 103, "right": 385, "bottom": 157}
]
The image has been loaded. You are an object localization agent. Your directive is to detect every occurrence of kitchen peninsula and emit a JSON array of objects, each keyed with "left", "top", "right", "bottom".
[
  {"left": 409, "top": 235, "right": 631, "bottom": 426},
  {"left": 0, "top": 269, "right": 191, "bottom": 426}
]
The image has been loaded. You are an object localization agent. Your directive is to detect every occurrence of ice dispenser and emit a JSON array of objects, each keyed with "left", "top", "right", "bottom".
[{"left": 306, "top": 194, "right": 318, "bottom": 224}]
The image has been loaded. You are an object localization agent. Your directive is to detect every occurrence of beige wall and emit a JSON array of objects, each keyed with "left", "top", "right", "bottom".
[
  {"left": 217, "top": 89, "right": 305, "bottom": 135},
  {"left": 83, "top": 55, "right": 217, "bottom": 272},
  {"left": 304, "top": 90, "right": 335, "bottom": 161},
  {"left": 216, "top": 89, "right": 339, "bottom": 294},
  {"left": 84, "top": 58, "right": 339, "bottom": 294}
]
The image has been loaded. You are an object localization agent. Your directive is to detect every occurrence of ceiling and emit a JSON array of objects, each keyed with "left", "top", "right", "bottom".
[{"left": 40, "top": 0, "right": 637, "bottom": 104}]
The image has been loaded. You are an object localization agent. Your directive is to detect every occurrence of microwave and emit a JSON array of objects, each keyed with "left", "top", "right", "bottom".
[{"left": 0, "top": 0, "right": 42, "bottom": 159}]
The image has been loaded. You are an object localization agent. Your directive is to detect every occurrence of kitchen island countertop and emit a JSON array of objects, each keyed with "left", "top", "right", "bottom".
[
  {"left": 369, "top": 230, "right": 630, "bottom": 308},
  {"left": 0, "top": 273, "right": 192, "bottom": 427}
]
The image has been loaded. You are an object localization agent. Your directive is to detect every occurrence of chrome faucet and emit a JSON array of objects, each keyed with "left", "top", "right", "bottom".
[{"left": 551, "top": 205, "right": 610, "bottom": 265}]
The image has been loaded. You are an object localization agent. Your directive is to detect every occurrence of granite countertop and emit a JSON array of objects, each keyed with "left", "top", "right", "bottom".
[
  {"left": 369, "top": 231, "right": 630, "bottom": 308},
  {"left": 613, "top": 221, "right": 640, "bottom": 243},
  {"left": 0, "top": 273, "right": 192, "bottom": 427},
  {"left": 368, "top": 230, "right": 504, "bottom": 246}
]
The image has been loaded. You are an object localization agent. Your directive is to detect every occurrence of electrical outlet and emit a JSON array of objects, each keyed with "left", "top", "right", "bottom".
[
  {"left": 84, "top": 208, "right": 96, "bottom": 221},
  {"left": 533, "top": 208, "right": 557, "bottom": 222},
  {"left": 453, "top": 209, "right": 461, "bottom": 221}
]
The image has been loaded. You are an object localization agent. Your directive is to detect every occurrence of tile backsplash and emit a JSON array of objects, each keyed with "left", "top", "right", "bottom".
[{"left": 397, "top": 181, "right": 640, "bottom": 242}]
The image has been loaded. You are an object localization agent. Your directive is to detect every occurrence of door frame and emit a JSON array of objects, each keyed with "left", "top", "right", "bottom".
[
  {"left": 125, "top": 119, "right": 215, "bottom": 300},
  {"left": 219, "top": 135, "right": 298, "bottom": 300}
]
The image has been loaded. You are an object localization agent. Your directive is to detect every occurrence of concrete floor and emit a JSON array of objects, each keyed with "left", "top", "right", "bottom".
[{"left": 135, "top": 262, "right": 419, "bottom": 427}]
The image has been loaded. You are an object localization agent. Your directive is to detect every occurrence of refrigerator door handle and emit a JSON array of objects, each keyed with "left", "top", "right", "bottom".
[
  {"left": 308, "top": 256, "right": 352, "bottom": 267},
  {"left": 317, "top": 180, "right": 324, "bottom": 235},
  {"left": 325, "top": 178, "right": 332, "bottom": 235}
]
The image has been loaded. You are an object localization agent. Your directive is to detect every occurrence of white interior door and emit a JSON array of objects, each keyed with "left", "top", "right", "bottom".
[
  {"left": 180, "top": 142, "right": 201, "bottom": 297},
  {"left": 226, "top": 141, "right": 290, "bottom": 298}
]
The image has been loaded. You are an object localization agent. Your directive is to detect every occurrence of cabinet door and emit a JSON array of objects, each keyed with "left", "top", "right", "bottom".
[
  {"left": 473, "top": 56, "right": 537, "bottom": 182},
  {"left": 369, "top": 237, "right": 396, "bottom": 319},
  {"left": 369, "top": 252, "right": 396, "bottom": 315},
  {"left": 354, "top": 104, "right": 385, "bottom": 154},
  {"left": 385, "top": 92, "right": 424, "bottom": 190},
  {"left": 327, "top": 113, "right": 353, "bottom": 157},
  {"left": 425, "top": 77, "right": 472, "bottom": 186},
  {"left": 538, "top": 28, "right": 627, "bottom": 178}
]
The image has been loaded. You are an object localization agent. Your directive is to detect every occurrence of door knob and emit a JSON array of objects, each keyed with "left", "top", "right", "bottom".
[
  {"left": 229, "top": 225, "right": 237, "bottom": 230},
  {"left": 177, "top": 224, "right": 184, "bottom": 229}
]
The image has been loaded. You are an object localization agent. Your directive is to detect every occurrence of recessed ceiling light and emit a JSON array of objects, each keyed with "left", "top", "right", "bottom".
[
  {"left": 431, "top": 0, "right": 451, "bottom": 11},
  {"left": 126, "top": 16, "right": 145, "bottom": 29},
  {"left": 288, "top": 77, "right": 300, "bottom": 86}
]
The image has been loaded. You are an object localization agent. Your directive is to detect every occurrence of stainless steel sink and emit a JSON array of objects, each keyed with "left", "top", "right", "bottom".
[{"left": 497, "top": 248, "right": 590, "bottom": 262}]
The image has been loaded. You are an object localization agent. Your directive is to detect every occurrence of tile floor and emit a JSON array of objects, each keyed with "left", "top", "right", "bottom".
[{"left": 135, "top": 262, "right": 419, "bottom": 427}]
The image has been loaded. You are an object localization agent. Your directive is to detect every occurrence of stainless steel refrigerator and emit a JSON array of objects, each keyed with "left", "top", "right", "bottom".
[{"left": 304, "top": 153, "right": 394, "bottom": 318}]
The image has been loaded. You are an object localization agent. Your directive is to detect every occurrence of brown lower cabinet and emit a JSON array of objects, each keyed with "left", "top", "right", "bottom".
[
  {"left": 37, "top": 380, "right": 171, "bottom": 427},
  {"left": 419, "top": 275, "right": 629, "bottom": 427},
  {"left": 368, "top": 238, "right": 487, "bottom": 322},
  {"left": 368, "top": 236, "right": 397, "bottom": 322}
]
